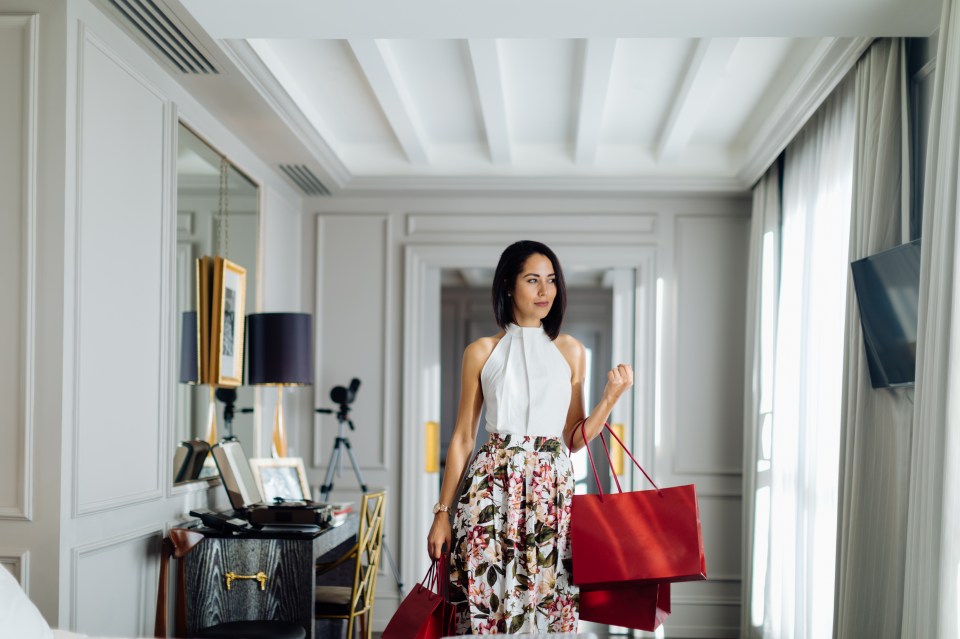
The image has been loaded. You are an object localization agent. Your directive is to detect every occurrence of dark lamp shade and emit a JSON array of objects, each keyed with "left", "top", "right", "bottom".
[
  {"left": 179, "top": 311, "right": 200, "bottom": 384},
  {"left": 246, "top": 313, "right": 313, "bottom": 386}
]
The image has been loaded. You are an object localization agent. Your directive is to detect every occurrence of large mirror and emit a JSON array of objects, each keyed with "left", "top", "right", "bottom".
[{"left": 175, "top": 122, "right": 259, "bottom": 484}]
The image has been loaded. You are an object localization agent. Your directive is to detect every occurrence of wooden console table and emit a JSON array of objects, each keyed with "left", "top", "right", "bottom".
[{"left": 183, "top": 515, "right": 359, "bottom": 639}]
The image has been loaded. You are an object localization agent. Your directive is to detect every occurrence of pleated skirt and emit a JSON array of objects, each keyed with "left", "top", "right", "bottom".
[{"left": 448, "top": 433, "right": 579, "bottom": 634}]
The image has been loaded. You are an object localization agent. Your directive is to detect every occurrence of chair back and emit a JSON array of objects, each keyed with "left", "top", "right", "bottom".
[
  {"left": 349, "top": 491, "right": 386, "bottom": 616},
  {"left": 155, "top": 528, "right": 205, "bottom": 638}
]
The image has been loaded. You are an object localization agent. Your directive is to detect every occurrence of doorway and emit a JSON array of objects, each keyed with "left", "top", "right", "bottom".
[
  {"left": 438, "top": 275, "right": 615, "bottom": 496},
  {"left": 400, "top": 243, "right": 656, "bottom": 592}
]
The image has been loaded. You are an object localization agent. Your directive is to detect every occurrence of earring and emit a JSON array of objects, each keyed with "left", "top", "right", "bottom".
[{"left": 507, "top": 292, "right": 511, "bottom": 297}]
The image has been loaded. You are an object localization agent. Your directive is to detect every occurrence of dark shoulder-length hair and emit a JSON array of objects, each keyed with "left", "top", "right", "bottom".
[{"left": 491, "top": 240, "right": 567, "bottom": 340}]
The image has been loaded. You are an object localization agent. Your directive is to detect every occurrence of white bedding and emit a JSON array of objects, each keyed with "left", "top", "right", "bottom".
[{"left": 2, "top": 568, "right": 147, "bottom": 639}]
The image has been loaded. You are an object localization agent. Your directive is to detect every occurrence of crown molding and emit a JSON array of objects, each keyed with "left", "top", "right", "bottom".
[
  {"left": 738, "top": 36, "right": 873, "bottom": 187},
  {"left": 216, "top": 39, "right": 351, "bottom": 190},
  {"left": 337, "top": 174, "right": 749, "bottom": 197}
]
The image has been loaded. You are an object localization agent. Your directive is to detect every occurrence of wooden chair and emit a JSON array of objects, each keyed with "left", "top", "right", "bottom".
[
  {"left": 155, "top": 528, "right": 306, "bottom": 639},
  {"left": 314, "top": 491, "right": 386, "bottom": 639}
]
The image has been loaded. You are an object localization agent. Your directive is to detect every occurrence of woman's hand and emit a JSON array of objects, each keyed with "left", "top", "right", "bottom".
[
  {"left": 427, "top": 514, "right": 452, "bottom": 560},
  {"left": 602, "top": 363, "right": 634, "bottom": 404}
]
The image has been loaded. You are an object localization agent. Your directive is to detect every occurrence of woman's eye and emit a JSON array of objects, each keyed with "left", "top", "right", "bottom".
[{"left": 527, "top": 278, "right": 538, "bottom": 284}]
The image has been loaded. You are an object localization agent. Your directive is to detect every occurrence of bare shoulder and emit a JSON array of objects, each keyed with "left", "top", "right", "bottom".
[
  {"left": 553, "top": 334, "right": 584, "bottom": 373},
  {"left": 462, "top": 333, "right": 502, "bottom": 373}
]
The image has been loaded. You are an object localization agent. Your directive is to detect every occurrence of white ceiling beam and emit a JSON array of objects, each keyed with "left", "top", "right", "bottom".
[
  {"left": 574, "top": 38, "right": 617, "bottom": 164},
  {"left": 348, "top": 38, "right": 429, "bottom": 165},
  {"left": 467, "top": 39, "right": 511, "bottom": 165},
  {"left": 654, "top": 38, "right": 739, "bottom": 162}
]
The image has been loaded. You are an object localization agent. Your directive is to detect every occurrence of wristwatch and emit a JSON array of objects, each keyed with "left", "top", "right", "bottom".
[{"left": 432, "top": 502, "right": 449, "bottom": 515}]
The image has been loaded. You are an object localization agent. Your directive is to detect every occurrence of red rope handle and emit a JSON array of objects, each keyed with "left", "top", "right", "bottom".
[{"left": 579, "top": 420, "right": 661, "bottom": 502}]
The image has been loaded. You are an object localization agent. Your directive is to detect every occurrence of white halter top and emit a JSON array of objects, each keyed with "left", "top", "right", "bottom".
[{"left": 480, "top": 323, "right": 572, "bottom": 437}]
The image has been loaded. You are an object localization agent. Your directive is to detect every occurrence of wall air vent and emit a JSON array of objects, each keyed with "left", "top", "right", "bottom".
[
  {"left": 279, "top": 164, "right": 331, "bottom": 196},
  {"left": 103, "top": 0, "right": 219, "bottom": 74}
]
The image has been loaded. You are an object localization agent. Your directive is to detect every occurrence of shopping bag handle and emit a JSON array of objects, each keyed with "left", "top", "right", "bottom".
[
  {"left": 416, "top": 554, "right": 447, "bottom": 599},
  {"left": 580, "top": 420, "right": 660, "bottom": 502}
]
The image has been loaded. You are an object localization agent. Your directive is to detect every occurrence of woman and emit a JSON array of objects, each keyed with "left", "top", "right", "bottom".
[{"left": 427, "top": 240, "right": 633, "bottom": 634}]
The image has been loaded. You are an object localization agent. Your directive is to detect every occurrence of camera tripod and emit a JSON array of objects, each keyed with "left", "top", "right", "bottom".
[{"left": 316, "top": 379, "right": 403, "bottom": 591}]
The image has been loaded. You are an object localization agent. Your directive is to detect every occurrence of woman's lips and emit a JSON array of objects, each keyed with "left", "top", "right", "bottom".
[{"left": 535, "top": 301, "right": 550, "bottom": 307}]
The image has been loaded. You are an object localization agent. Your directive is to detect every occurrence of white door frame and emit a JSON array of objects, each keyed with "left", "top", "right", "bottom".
[{"left": 401, "top": 243, "right": 658, "bottom": 591}]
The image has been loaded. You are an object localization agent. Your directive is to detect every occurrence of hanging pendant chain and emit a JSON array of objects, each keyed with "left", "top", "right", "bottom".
[{"left": 217, "top": 157, "right": 230, "bottom": 258}]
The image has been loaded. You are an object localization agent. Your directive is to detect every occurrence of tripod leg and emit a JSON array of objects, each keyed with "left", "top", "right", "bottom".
[
  {"left": 340, "top": 440, "right": 404, "bottom": 591},
  {"left": 341, "top": 440, "right": 368, "bottom": 493},
  {"left": 380, "top": 540, "right": 404, "bottom": 593},
  {"left": 320, "top": 442, "right": 342, "bottom": 502}
]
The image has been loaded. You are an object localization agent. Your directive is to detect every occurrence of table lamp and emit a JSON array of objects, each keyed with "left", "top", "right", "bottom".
[
  {"left": 246, "top": 312, "right": 313, "bottom": 457},
  {"left": 179, "top": 311, "right": 219, "bottom": 444}
]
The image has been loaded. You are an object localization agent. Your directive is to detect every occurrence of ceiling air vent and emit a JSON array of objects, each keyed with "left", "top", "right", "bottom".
[
  {"left": 280, "top": 164, "right": 331, "bottom": 196},
  {"left": 104, "top": 0, "right": 219, "bottom": 74}
]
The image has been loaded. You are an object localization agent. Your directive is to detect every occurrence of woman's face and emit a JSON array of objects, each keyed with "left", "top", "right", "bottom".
[{"left": 511, "top": 253, "right": 557, "bottom": 326}]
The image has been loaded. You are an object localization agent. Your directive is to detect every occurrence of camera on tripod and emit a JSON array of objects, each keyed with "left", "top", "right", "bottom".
[
  {"left": 313, "top": 376, "right": 403, "bottom": 590},
  {"left": 321, "top": 378, "right": 360, "bottom": 425}
]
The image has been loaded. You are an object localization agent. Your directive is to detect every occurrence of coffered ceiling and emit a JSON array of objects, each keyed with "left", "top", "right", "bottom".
[{"left": 119, "top": 0, "right": 940, "bottom": 197}]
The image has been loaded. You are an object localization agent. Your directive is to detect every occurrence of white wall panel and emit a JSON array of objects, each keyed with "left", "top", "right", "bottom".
[
  {"left": 73, "top": 32, "right": 167, "bottom": 514},
  {"left": 673, "top": 215, "right": 749, "bottom": 476},
  {"left": 0, "top": 14, "right": 38, "bottom": 521},
  {"left": 314, "top": 216, "right": 391, "bottom": 472},
  {"left": 72, "top": 529, "right": 160, "bottom": 636}
]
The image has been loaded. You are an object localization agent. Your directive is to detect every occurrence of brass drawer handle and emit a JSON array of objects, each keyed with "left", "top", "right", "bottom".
[{"left": 224, "top": 571, "right": 268, "bottom": 591}]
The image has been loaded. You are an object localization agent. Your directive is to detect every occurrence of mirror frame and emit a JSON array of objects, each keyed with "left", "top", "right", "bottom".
[{"left": 172, "top": 117, "right": 264, "bottom": 489}]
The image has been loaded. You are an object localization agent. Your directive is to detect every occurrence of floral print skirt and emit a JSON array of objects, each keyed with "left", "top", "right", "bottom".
[{"left": 448, "top": 433, "right": 578, "bottom": 634}]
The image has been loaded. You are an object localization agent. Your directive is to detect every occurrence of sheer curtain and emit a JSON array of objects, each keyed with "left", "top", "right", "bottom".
[
  {"left": 833, "top": 39, "right": 913, "bottom": 638},
  {"left": 740, "top": 161, "right": 780, "bottom": 639},
  {"left": 753, "top": 77, "right": 855, "bottom": 639},
  {"left": 903, "top": 0, "right": 960, "bottom": 634}
]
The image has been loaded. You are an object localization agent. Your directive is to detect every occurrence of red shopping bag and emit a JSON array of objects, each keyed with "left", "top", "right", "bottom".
[
  {"left": 382, "top": 556, "right": 454, "bottom": 639},
  {"left": 571, "top": 422, "right": 707, "bottom": 588},
  {"left": 579, "top": 581, "right": 671, "bottom": 631}
]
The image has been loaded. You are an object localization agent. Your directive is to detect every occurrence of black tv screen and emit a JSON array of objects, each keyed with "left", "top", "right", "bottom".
[{"left": 850, "top": 238, "right": 921, "bottom": 389}]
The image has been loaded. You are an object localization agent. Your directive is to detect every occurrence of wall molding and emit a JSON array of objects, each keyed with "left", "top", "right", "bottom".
[
  {"left": 313, "top": 215, "right": 391, "bottom": 472},
  {"left": 0, "top": 13, "right": 38, "bottom": 522},
  {"left": 0, "top": 550, "right": 29, "bottom": 591},
  {"left": 406, "top": 213, "right": 657, "bottom": 236},
  {"left": 72, "top": 24, "right": 166, "bottom": 517},
  {"left": 671, "top": 214, "right": 750, "bottom": 480},
  {"left": 69, "top": 526, "right": 162, "bottom": 631}
]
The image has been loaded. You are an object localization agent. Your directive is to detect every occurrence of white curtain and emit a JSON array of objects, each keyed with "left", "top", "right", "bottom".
[
  {"left": 740, "top": 162, "right": 780, "bottom": 638},
  {"left": 833, "top": 39, "right": 913, "bottom": 638},
  {"left": 755, "top": 77, "right": 856, "bottom": 639},
  {"left": 902, "top": 0, "right": 960, "bottom": 634}
]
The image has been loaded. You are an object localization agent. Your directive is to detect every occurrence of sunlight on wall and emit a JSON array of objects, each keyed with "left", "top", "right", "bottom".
[
  {"left": 655, "top": 278, "right": 664, "bottom": 448},
  {"left": 572, "top": 346, "right": 593, "bottom": 494},
  {"left": 751, "top": 485, "right": 770, "bottom": 626}
]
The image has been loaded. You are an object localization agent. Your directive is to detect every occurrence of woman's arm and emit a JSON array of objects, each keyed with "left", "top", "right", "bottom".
[
  {"left": 426, "top": 339, "right": 490, "bottom": 559},
  {"left": 557, "top": 336, "right": 633, "bottom": 453}
]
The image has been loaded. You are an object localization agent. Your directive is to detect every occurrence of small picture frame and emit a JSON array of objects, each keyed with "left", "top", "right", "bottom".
[
  {"left": 249, "top": 457, "right": 311, "bottom": 503},
  {"left": 210, "top": 257, "right": 247, "bottom": 387}
]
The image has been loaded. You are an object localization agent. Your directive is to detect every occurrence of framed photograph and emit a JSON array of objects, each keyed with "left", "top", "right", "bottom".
[
  {"left": 249, "top": 457, "right": 311, "bottom": 503},
  {"left": 209, "top": 256, "right": 247, "bottom": 387}
]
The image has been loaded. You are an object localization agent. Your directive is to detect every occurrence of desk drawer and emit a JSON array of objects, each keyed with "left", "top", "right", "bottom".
[{"left": 184, "top": 537, "right": 315, "bottom": 635}]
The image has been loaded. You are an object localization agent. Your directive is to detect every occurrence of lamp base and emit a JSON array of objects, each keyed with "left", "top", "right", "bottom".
[{"left": 272, "top": 386, "right": 288, "bottom": 458}]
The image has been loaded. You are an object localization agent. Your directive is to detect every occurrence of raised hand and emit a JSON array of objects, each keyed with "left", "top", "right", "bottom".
[{"left": 602, "top": 363, "right": 634, "bottom": 403}]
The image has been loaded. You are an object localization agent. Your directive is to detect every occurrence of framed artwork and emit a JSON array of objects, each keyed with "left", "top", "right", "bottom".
[
  {"left": 249, "top": 457, "right": 311, "bottom": 503},
  {"left": 210, "top": 256, "right": 247, "bottom": 387}
]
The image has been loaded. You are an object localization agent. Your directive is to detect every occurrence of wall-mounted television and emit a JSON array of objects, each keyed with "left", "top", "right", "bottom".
[{"left": 850, "top": 238, "right": 921, "bottom": 389}]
